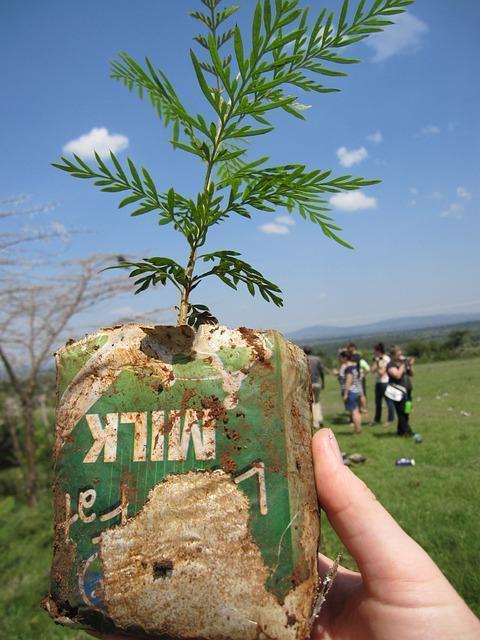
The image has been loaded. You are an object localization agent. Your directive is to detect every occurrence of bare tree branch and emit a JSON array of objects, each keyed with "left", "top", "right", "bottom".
[
  {"left": 0, "top": 253, "right": 137, "bottom": 505},
  {"left": 0, "top": 193, "right": 171, "bottom": 505},
  {"left": 0, "top": 194, "right": 70, "bottom": 269}
]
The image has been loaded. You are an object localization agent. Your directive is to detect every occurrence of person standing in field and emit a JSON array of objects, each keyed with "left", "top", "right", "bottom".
[
  {"left": 345, "top": 342, "right": 368, "bottom": 414},
  {"left": 387, "top": 345, "right": 415, "bottom": 436},
  {"left": 359, "top": 354, "right": 370, "bottom": 414},
  {"left": 304, "top": 347, "right": 325, "bottom": 429},
  {"left": 338, "top": 350, "right": 362, "bottom": 434},
  {"left": 370, "top": 342, "right": 395, "bottom": 425}
]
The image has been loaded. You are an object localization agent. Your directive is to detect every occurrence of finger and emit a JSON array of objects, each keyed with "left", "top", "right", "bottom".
[{"left": 312, "top": 429, "right": 440, "bottom": 589}]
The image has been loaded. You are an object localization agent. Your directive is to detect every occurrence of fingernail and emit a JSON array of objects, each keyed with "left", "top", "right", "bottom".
[{"left": 328, "top": 428, "right": 343, "bottom": 465}]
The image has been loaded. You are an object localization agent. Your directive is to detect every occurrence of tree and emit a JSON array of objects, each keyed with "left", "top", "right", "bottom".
[
  {"left": 54, "top": 0, "right": 414, "bottom": 327},
  {"left": 0, "top": 194, "right": 66, "bottom": 269},
  {"left": 444, "top": 329, "right": 469, "bottom": 352},
  {"left": 0, "top": 255, "right": 134, "bottom": 505}
]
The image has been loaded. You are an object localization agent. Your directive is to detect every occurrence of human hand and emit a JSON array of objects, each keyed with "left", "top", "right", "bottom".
[
  {"left": 87, "top": 429, "right": 479, "bottom": 640},
  {"left": 311, "top": 428, "right": 480, "bottom": 640}
]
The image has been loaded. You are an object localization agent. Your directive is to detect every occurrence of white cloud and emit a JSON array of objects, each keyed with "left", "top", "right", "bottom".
[
  {"left": 274, "top": 215, "right": 295, "bottom": 226},
  {"left": 367, "top": 130, "right": 383, "bottom": 144},
  {"left": 456, "top": 186, "right": 471, "bottom": 201},
  {"left": 432, "top": 191, "right": 443, "bottom": 200},
  {"left": 441, "top": 203, "right": 464, "bottom": 219},
  {"left": 365, "top": 13, "right": 428, "bottom": 63},
  {"left": 336, "top": 146, "right": 368, "bottom": 168},
  {"left": 62, "top": 127, "right": 129, "bottom": 159},
  {"left": 436, "top": 189, "right": 470, "bottom": 219},
  {"left": 330, "top": 191, "right": 377, "bottom": 212},
  {"left": 259, "top": 215, "right": 296, "bottom": 234},
  {"left": 259, "top": 222, "right": 290, "bottom": 235},
  {"left": 409, "top": 187, "right": 418, "bottom": 195},
  {"left": 419, "top": 124, "right": 440, "bottom": 136},
  {"left": 292, "top": 102, "right": 312, "bottom": 112}
]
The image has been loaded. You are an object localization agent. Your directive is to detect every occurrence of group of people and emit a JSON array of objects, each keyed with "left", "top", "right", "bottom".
[{"left": 305, "top": 341, "right": 416, "bottom": 436}]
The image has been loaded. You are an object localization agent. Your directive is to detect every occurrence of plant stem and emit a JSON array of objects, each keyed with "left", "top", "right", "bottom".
[
  {"left": 176, "top": 9, "right": 284, "bottom": 326},
  {"left": 177, "top": 244, "right": 198, "bottom": 325}
]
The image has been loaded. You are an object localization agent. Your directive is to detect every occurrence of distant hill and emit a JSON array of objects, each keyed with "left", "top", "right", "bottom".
[{"left": 286, "top": 312, "right": 480, "bottom": 343}]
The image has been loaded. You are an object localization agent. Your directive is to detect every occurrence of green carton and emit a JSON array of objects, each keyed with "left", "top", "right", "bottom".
[{"left": 44, "top": 324, "right": 319, "bottom": 640}]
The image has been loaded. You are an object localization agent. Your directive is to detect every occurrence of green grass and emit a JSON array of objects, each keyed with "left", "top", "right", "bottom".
[
  {"left": 0, "top": 494, "right": 89, "bottom": 639},
  {"left": 320, "top": 357, "right": 480, "bottom": 616},
  {"left": 0, "top": 358, "right": 478, "bottom": 638}
]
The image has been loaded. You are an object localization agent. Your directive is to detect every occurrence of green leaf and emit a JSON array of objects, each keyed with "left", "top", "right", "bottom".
[
  {"left": 118, "top": 194, "right": 143, "bottom": 209},
  {"left": 131, "top": 204, "right": 157, "bottom": 215},
  {"left": 93, "top": 152, "right": 110, "bottom": 176},
  {"left": 324, "top": 229, "right": 353, "bottom": 249},
  {"left": 309, "top": 9, "right": 326, "bottom": 51},
  {"left": 322, "top": 11, "right": 334, "bottom": 46},
  {"left": 100, "top": 185, "right": 129, "bottom": 193},
  {"left": 266, "top": 28, "right": 306, "bottom": 52},
  {"left": 172, "top": 119, "right": 180, "bottom": 145},
  {"left": 252, "top": 1, "right": 263, "bottom": 53},
  {"left": 187, "top": 303, "right": 218, "bottom": 328},
  {"left": 263, "top": 0, "right": 272, "bottom": 33},
  {"left": 172, "top": 141, "right": 205, "bottom": 158},
  {"left": 128, "top": 158, "right": 142, "bottom": 187},
  {"left": 314, "top": 67, "right": 347, "bottom": 77},
  {"left": 233, "top": 26, "right": 246, "bottom": 77},
  {"left": 207, "top": 34, "right": 230, "bottom": 93},
  {"left": 277, "top": 7, "right": 302, "bottom": 30},
  {"left": 190, "top": 49, "right": 221, "bottom": 114},
  {"left": 241, "top": 95, "right": 295, "bottom": 114},
  {"left": 167, "top": 188, "right": 175, "bottom": 212},
  {"left": 110, "top": 152, "right": 127, "bottom": 181},
  {"left": 354, "top": 0, "right": 366, "bottom": 23},
  {"left": 229, "top": 125, "right": 274, "bottom": 138},
  {"left": 215, "top": 6, "right": 239, "bottom": 28},
  {"left": 142, "top": 168, "right": 157, "bottom": 195},
  {"left": 338, "top": 0, "right": 349, "bottom": 33},
  {"left": 72, "top": 153, "right": 93, "bottom": 172},
  {"left": 282, "top": 103, "right": 306, "bottom": 120}
]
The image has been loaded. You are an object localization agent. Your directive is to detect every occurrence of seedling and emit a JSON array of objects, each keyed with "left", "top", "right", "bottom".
[{"left": 54, "top": 0, "right": 413, "bottom": 326}]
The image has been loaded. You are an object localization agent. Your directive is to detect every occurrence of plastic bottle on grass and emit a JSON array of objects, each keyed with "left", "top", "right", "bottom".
[{"left": 396, "top": 458, "right": 416, "bottom": 467}]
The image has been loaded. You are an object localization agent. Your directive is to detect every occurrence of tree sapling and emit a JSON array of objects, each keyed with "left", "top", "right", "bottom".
[{"left": 54, "top": 0, "right": 413, "bottom": 326}]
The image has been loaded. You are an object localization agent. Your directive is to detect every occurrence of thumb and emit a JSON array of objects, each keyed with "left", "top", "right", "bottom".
[{"left": 311, "top": 429, "right": 440, "bottom": 589}]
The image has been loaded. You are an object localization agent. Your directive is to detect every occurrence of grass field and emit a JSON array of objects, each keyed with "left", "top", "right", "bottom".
[
  {"left": 0, "top": 358, "right": 478, "bottom": 638},
  {"left": 321, "top": 357, "right": 480, "bottom": 617}
]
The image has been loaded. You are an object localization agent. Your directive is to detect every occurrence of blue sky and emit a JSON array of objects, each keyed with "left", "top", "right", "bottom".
[{"left": 1, "top": 0, "right": 479, "bottom": 332}]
